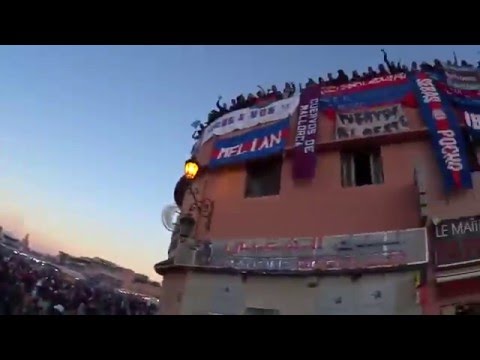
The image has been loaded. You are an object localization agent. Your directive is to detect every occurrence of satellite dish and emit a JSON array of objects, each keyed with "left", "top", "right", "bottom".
[{"left": 162, "top": 204, "right": 180, "bottom": 232}]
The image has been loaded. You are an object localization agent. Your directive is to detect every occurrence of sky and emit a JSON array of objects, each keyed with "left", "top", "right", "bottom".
[{"left": 0, "top": 45, "right": 479, "bottom": 280}]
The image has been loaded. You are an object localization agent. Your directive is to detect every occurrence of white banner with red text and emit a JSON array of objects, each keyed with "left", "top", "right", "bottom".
[{"left": 201, "top": 96, "right": 300, "bottom": 145}]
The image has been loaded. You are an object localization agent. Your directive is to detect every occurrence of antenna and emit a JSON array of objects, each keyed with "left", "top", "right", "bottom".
[{"left": 161, "top": 204, "right": 181, "bottom": 232}]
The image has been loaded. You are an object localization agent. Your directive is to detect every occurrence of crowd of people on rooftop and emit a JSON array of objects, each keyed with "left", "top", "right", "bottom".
[
  {"left": 0, "top": 245, "right": 159, "bottom": 315},
  {"left": 192, "top": 50, "right": 480, "bottom": 140}
]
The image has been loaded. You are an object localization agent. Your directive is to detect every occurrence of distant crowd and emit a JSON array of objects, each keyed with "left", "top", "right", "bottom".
[
  {"left": 192, "top": 50, "right": 480, "bottom": 140},
  {"left": 0, "top": 245, "right": 159, "bottom": 315}
]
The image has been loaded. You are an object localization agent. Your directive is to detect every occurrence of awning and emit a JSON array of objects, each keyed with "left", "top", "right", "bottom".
[{"left": 436, "top": 265, "right": 480, "bottom": 283}]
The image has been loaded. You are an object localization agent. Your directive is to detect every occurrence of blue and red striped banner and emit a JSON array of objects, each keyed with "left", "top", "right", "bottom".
[
  {"left": 411, "top": 72, "right": 472, "bottom": 192},
  {"left": 209, "top": 118, "right": 289, "bottom": 168},
  {"left": 320, "top": 73, "right": 412, "bottom": 111}
]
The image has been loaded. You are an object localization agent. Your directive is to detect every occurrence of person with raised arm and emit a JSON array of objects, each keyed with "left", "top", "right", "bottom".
[
  {"left": 381, "top": 49, "right": 401, "bottom": 74},
  {"left": 377, "top": 63, "right": 389, "bottom": 76},
  {"left": 215, "top": 96, "right": 228, "bottom": 114}
]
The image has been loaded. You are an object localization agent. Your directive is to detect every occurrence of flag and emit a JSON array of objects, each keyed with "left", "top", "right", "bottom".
[{"left": 190, "top": 120, "right": 202, "bottom": 129}]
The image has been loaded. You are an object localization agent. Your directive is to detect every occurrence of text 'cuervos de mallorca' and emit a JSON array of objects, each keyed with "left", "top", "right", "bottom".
[{"left": 295, "top": 98, "right": 318, "bottom": 154}]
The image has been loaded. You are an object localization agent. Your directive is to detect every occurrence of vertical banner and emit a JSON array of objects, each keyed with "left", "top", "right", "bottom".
[
  {"left": 292, "top": 86, "right": 321, "bottom": 180},
  {"left": 411, "top": 72, "right": 472, "bottom": 192}
]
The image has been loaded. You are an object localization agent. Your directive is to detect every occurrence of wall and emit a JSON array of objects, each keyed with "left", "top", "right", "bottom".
[
  {"left": 185, "top": 107, "right": 430, "bottom": 242},
  {"left": 177, "top": 271, "right": 421, "bottom": 315},
  {"left": 161, "top": 271, "right": 187, "bottom": 315}
]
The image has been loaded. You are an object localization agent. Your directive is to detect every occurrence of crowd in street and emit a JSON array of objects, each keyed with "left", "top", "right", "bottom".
[
  {"left": 192, "top": 50, "right": 480, "bottom": 140},
  {"left": 0, "top": 245, "right": 159, "bottom": 315}
]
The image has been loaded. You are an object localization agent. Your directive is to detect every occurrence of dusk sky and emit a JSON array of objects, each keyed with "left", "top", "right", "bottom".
[{"left": 0, "top": 45, "right": 478, "bottom": 280}]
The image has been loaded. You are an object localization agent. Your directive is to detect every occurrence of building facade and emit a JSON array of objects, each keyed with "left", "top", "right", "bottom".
[
  {"left": 0, "top": 227, "right": 30, "bottom": 252},
  {"left": 59, "top": 252, "right": 163, "bottom": 299},
  {"left": 156, "top": 67, "right": 480, "bottom": 315}
]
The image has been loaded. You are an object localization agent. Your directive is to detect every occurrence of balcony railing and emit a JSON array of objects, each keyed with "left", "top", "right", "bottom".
[{"left": 156, "top": 228, "right": 428, "bottom": 275}]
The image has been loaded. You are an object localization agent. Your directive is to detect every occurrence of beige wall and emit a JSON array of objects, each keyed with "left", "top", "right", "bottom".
[
  {"left": 161, "top": 271, "right": 187, "bottom": 315},
  {"left": 166, "top": 271, "right": 421, "bottom": 315}
]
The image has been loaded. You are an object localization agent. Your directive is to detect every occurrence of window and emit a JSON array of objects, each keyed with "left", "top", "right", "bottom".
[
  {"left": 244, "top": 155, "right": 282, "bottom": 198},
  {"left": 244, "top": 307, "right": 280, "bottom": 315},
  {"left": 462, "top": 129, "right": 480, "bottom": 172},
  {"left": 341, "top": 147, "right": 384, "bottom": 187}
]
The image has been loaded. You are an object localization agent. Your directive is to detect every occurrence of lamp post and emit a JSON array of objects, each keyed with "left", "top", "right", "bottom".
[
  {"left": 184, "top": 159, "right": 199, "bottom": 180},
  {"left": 178, "top": 158, "right": 214, "bottom": 236}
]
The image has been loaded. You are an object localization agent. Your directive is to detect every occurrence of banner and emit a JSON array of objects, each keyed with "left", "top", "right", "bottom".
[
  {"left": 437, "top": 82, "right": 480, "bottom": 106},
  {"left": 319, "top": 73, "right": 412, "bottom": 110},
  {"left": 443, "top": 63, "right": 480, "bottom": 91},
  {"left": 201, "top": 96, "right": 299, "bottom": 145},
  {"left": 336, "top": 103, "right": 409, "bottom": 140},
  {"left": 209, "top": 118, "right": 289, "bottom": 168},
  {"left": 292, "top": 85, "right": 321, "bottom": 180},
  {"left": 321, "top": 73, "right": 409, "bottom": 95},
  {"left": 433, "top": 216, "right": 480, "bottom": 267},
  {"left": 457, "top": 103, "right": 480, "bottom": 142},
  {"left": 430, "top": 65, "right": 480, "bottom": 107},
  {"left": 411, "top": 72, "right": 472, "bottom": 192},
  {"left": 171, "top": 228, "right": 428, "bottom": 273}
]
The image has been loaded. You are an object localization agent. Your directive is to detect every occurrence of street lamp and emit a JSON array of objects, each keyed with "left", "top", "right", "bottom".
[
  {"left": 184, "top": 158, "right": 199, "bottom": 180},
  {"left": 177, "top": 158, "right": 214, "bottom": 235}
]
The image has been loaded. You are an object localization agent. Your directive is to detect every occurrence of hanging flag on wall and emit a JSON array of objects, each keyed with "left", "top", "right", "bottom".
[
  {"left": 292, "top": 85, "right": 321, "bottom": 180},
  {"left": 443, "top": 62, "right": 480, "bottom": 91},
  {"left": 201, "top": 96, "right": 299, "bottom": 145},
  {"left": 335, "top": 103, "right": 409, "bottom": 140},
  {"left": 320, "top": 73, "right": 413, "bottom": 111},
  {"left": 411, "top": 72, "right": 472, "bottom": 193},
  {"left": 209, "top": 117, "right": 290, "bottom": 168},
  {"left": 430, "top": 68, "right": 480, "bottom": 108}
]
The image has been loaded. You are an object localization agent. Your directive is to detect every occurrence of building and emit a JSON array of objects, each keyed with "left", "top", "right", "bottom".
[
  {"left": 0, "top": 226, "right": 30, "bottom": 252},
  {"left": 155, "top": 63, "right": 480, "bottom": 315},
  {"left": 58, "top": 252, "right": 162, "bottom": 299}
]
